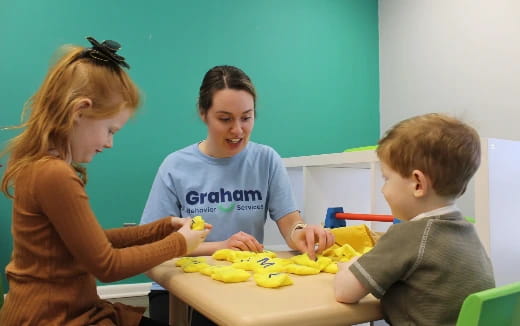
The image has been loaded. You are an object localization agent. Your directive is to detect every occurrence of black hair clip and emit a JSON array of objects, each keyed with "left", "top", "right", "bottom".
[{"left": 79, "top": 36, "right": 130, "bottom": 69}]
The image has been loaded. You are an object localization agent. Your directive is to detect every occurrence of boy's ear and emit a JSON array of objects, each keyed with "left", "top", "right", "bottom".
[
  {"left": 411, "top": 169, "right": 431, "bottom": 198},
  {"left": 72, "top": 98, "right": 93, "bottom": 121}
]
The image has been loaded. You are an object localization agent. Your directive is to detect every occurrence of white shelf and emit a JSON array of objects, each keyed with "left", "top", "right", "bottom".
[
  {"left": 283, "top": 150, "right": 378, "bottom": 168},
  {"left": 263, "top": 149, "right": 391, "bottom": 249}
]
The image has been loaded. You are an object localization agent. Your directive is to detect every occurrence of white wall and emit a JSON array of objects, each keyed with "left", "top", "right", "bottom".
[{"left": 379, "top": 0, "right": 520, "bottom": 140}]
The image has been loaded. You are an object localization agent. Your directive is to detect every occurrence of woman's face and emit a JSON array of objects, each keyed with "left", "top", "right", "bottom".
[
  {"left": 69, "top": 107, "right": 131, "bottom": 163},
  {"left": 200, "top": 89, "right": 255, "bottom": 158}
]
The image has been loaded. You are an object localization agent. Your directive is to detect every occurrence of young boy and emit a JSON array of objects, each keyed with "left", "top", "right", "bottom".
[{"left": 334, "top": 113, "right": 495, "bottom": 325}]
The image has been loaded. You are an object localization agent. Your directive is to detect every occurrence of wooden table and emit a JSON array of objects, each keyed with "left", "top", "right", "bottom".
[{"left": 147, "top": 251, "right": 383, "bottom": 326}]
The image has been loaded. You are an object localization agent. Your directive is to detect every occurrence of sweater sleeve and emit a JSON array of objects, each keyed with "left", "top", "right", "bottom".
[
  {"left": 34, "top": 160, "right": 187, "bottom": 282},
  {"left": 105, "top": 218, "right": 175, "bottom": 248}
]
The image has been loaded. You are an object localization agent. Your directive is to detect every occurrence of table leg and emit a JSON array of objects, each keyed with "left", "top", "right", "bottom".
[{"left": 169, "top": 293, "right": 190, "bottom": 326}]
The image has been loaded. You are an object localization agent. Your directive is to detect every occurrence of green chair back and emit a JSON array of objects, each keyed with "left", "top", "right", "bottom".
[{"left": 456, "top": 281, "right": 520, "bottom": 326}]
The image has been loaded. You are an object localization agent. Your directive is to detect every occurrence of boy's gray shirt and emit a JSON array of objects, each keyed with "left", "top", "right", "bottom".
[{"left": 350, "top": 211, "right": 495, "bottom": 325}]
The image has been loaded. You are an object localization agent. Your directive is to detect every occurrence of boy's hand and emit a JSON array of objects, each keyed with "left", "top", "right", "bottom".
[{"left": 177, "top": 218, "right": 212, "bottom": 254}]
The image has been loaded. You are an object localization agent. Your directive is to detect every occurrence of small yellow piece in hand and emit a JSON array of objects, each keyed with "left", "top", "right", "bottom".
[{"left": 191, "top": 216, "right": 205, "bottom": 230}]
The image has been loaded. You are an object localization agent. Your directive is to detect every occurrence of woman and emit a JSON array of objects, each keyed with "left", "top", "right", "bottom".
[{"left": 140, "top": 65, "right": 334, "bottom": 324}]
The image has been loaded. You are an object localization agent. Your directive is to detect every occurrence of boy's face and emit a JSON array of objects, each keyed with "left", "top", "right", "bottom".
[{"left": 380, "top": 162, "right": 419, "bottom": 221}]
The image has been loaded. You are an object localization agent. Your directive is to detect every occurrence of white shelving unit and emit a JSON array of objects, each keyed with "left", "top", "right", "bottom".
[
  {"left": 263, "top": 150, "right": 392, "bottom": 250},
  {"left": 264, "top": 138, "right": 520, "bottom": 286}
]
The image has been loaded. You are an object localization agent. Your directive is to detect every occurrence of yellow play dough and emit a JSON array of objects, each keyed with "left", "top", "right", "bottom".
[
  {"left": 182, "top": 262, "right": 210, "bottom": 273},
  {"left": 191, "top": 215, "right": 205, "bottom": 230},
  {"left": 254, "top": 272, "right": 293, "bottom": 288},
  {"left": 284, "top": 264, "right": 320, "bottom": 275},
  {"left": 175, "top": 257, "right": 206, "bottom": 267},
  {"left": 211, "top": 266, "right": 251, "bottom": 283},
  {"left": 291, "top": 253, "right": 320, "bottom": 269},
  {"left": 323, "top": 262, "right": 338, "bottom": 274}
]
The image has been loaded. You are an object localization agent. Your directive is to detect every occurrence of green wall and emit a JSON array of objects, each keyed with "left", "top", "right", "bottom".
[{"left": 0, "top": 0, "right": 379, "bottom": 289}]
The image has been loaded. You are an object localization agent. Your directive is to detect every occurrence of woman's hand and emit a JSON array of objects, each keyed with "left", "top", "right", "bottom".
[
  {"left": 223, "top": 231, "right": 264, "bottom": 252},
  {"left": 291, "top": 225, "right": 335, "bottom": 260},
  {"left": 177, "top": 218, "right": 212, "bottom": 254}
]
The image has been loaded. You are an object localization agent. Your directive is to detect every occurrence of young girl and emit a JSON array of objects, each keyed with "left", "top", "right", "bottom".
[{"left": 0, "top": 37, "right": 210, "bottom": 326}]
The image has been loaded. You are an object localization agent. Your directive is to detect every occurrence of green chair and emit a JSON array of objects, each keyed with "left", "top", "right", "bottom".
[{"left": 456, "top": 281, "right": 520, "bottom": 325}]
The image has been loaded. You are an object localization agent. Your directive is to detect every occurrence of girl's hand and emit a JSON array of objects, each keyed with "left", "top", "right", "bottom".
[
  {"left": 177, "top": 218, "right": 211, "bottom": 254},
  {"left": 170, "top": 216, "right": 186, "bottom": 231}
]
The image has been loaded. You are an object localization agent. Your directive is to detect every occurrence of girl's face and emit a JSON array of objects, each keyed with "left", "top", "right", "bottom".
[
  {"left": 69, "top": 107, "right": 132, "bottom": 163},
  {"left": 200, "top": 89, "right": 255, "bottom": 158}
]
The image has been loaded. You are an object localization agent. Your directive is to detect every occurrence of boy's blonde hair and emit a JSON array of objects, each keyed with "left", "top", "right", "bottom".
[
  {"left": 377, "top": 113, "right": 480, "bottom": 198},
  {"left": 1, "top": 44, "right": 140, "bottom": 197}
]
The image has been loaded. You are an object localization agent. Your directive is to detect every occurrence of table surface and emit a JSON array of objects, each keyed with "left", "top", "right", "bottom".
[{"left": 147, "top": 251, "right": 383, "bottom": 326}]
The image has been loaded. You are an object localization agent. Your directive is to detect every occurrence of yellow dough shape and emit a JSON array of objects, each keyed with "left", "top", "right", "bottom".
[
  {"left": 291, "top": 253, "right": 320, "bottom": 269},
  {"left": 182, "top": 262, "right": 210, "bottom": 273},
  {"left": 212, "top": 249, "right": 256, "bottom": 262},
  {"left": 331, "top": 225, "right": 375, "bottom": 252},
  {"left": 322, "top": 244, "right": 341, "bottom": 258},
  {"left": 191, "top": 215, "right": 205, "bottom": 230},
  {"left": 323, "top": 262, "right": 338, "bottom": 274},
  {"left": 316, "top": 256, "right": 333, "bottom": 271},
  {"left": 254, "top": 250, "right": 277, "bottom": 259},
  {"left": 252, "top": 257, "right": 286, "bottom": 273},
  {"left": 360, "top": 246, "right": 373, "bottom": 254},
  {"left": 284, "top": 264, "right": 320, "bottom": 275},
  {"left": 212, "top": 249, "right": 235, "bottom": 261},
  {"left": 254, "top": 272, "right": 293, "bottom": 288},
  {"left": 175, "top": 257, "right": 206, "bottom": 267},
  {"left": 199, "top": 265, "right": 218, "bottom": 276},
  {"left": 333, "top": 243, "right": 361, "bottom": 261},
  {"left": 211, "top": 266, "right": 251, "bottom": 283},
  {"left": 271, "top": 258, "right": 292, "bottom": 266},
  {"left": 232, "top": 257, "right": 257, "bottom": 271}
]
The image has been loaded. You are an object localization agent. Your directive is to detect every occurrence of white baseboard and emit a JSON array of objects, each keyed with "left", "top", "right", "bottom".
[{"left": 96, "top": 282, "right": 152, "bottom": 299}]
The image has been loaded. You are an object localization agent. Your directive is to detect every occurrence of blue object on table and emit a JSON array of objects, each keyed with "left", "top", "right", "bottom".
[{"left": 324, "top": 207, "right": 346, "bottom": 228}]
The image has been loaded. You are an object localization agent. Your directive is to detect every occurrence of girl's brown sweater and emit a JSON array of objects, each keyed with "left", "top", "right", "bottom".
[{"left": 0, "top": 158, "right": 186, "bottom": 325}]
